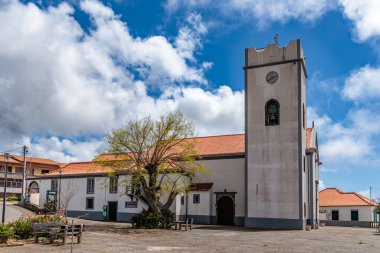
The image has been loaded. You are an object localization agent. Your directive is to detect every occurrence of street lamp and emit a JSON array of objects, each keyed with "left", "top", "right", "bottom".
[
  {"left": 22, "top": 145, "right": 28, "bottom": 203},
  {"left": 2, "top": 153, "right": 9, "bottom": 223}
]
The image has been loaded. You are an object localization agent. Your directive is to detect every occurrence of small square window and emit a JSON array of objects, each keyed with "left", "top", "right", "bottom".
[
  {"left": 86, "top": 197, "right": 94, "bottom": 210},
  {"left": 181, "top": 196, "right": 185, "bottom": 205},
  {"left": 332, "top": 210, "right": 339, "bottom": 221},
  {"left": 193, "top": 194, "right": 200, "bottom": 204}
]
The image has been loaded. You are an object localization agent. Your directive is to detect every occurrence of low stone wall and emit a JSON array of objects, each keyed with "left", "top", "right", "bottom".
[{"left": 323, "top": 220, "right": 371, "bottom": 228}]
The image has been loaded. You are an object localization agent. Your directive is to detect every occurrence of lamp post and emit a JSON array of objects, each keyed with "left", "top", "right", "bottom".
[
  {"left": 22, "top": 146, "right": 28, "bottom": 203},
  {"left": 58, "top": 168, "right": 62, "bottom": 211},
  {"left": 2, "top": 153, "right": 9, "bottom": 223}
]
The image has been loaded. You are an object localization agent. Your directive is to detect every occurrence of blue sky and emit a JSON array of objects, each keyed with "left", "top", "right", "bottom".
[{"left": 1, "top": 0, "right": 380, "bottom": 199}]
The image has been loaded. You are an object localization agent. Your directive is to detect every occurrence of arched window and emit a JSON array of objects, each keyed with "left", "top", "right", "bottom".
[
  {"left": 265, "top": 99, "right": 280, "bottom": 126},
  {"left": 28, "top": 181, "right": 39, "bottom": 193}
]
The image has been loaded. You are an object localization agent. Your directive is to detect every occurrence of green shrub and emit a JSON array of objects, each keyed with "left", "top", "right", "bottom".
[
  {"left": 8, "top": 214, "right": 65, "bottom": 240},
  {"left": 131, "top": 209, "right": 175, "bottom": 229},
  {"left": 6, "top": 194, "right": 20, "bottom": 201},
  {"left": 9, "top": 217, "right": 34, "bottom": 239},
  {"left": 0, "top": 223, "right": 13, "bottom": 244}
]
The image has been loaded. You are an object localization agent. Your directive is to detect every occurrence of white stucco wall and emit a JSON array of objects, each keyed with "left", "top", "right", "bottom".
[
  {"left": 320, "top": 206, "right": 375, "bottom": 222},
  {"left": 28, "top": 176, "right": 146, "bottom": 216},
  {"left": 193, "top": 158, "right": 245, "bottom": 218}
]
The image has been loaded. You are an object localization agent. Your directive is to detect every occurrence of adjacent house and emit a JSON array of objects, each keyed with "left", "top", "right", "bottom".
[
  {"left": 0, "top": 155, "right": 59, "bottom": 197},
  {"left": 319, "top": 188, "right": 378, "bottom": 227}
]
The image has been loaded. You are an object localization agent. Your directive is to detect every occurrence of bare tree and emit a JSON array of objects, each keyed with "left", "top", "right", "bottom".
[{"left": 59, "top": 180, "right": 79, "bottom": 220}]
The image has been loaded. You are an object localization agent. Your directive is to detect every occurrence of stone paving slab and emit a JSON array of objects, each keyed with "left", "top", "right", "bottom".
[{"left": 2, "top": 223, "right": 380, "bottom": 253}]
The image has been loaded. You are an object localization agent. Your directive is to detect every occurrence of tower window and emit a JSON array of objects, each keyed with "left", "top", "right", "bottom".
[{"left": 265, "top": 99, "right": 280, "bottom": 126}]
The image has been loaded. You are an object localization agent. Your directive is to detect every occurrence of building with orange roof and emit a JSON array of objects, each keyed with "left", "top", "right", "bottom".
[
  {"left": 0, "top": 154, "right": 59, "bottom": 197},
  {"left": 319, "top": 188, "right": 378, "bottom": 227},
  {"left": 25, "top": 39, "right": 320, "bottom": 230}
]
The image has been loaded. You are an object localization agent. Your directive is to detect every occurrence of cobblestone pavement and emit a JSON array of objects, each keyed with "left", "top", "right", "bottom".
[{"left": 2, "top": 221, "right": 380, "bottom": 253}]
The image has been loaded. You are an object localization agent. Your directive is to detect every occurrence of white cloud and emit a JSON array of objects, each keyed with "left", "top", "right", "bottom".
[
  {"left": 165, "top": 0, "right": 334, "bottom": 26},
  {"left": 342, "top": 65, "right": 380, "bottom": 101},
  {"left": 22, "top": 136, "right": 106, "bottom": 163},
  {"left": 0, "top": 0, "right": 244, "bottom": 162},
  {"left": 338, "top": 0, "right": 380, "bottom": 42},
  {"left": 307, "top": 107, "right": 378, "bottom": 164},
  {"left": 319, "top": 180, "right": 326, "bottom": 190}
]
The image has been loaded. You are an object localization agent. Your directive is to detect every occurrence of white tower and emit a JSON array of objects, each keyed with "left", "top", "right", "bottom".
[{"left": 244, "top": 39, "right": 307, "bottom": 229}]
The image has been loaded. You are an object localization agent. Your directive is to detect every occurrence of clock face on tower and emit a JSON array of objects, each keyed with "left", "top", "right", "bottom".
[{"left": 266, "top": 71, "right": 279, "bottom": 84}]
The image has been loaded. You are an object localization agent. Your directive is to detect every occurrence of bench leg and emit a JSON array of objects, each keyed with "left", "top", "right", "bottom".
[
  {"left": 77, "top": 235, "right": 82, "bottom": 244},
  {"left": 35, "top": 235, "right": 38, "bottom": 243},
  {"left": 49, "top": 233, "right": 54, "bottom": 244}
]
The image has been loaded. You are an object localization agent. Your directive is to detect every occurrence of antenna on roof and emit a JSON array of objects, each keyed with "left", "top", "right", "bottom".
[{"left": 312, "top": 121, "right": 315, "bottom": 128}]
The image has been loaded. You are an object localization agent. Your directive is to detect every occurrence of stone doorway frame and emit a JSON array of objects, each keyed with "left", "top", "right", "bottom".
[{"left": 215, "top": 190, "right": 236, "bottom": 225}]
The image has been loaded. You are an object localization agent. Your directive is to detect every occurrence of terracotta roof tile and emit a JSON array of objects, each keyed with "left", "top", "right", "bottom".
[
  {"left": 47, "top": 162, "right": 110, "bottom": 176},
  {"left": 320, "top": 188, "right": 377, "bottom": 207},
  {"left": 191, "top": 134, "right": 244, "bottom": 156},
  {"left": 48, "top": 131, "right": 315, "bottom": 176},
  {"left": 0, "top": 155, "right": 59, "bottom": 166}
]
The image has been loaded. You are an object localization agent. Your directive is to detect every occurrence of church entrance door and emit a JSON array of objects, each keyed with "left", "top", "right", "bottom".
[{"left": 217, "top": 196, "right": 234, "bottom": 225}]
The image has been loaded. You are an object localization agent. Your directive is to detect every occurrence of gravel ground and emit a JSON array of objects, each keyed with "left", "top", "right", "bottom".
[{"left": 2, "top": 220, "right": 380, "bottom": 253}]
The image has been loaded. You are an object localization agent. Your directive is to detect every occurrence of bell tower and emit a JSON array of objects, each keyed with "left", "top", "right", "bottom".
[{"left": 244, "top": 39, "right": 307, "bottom": 229}]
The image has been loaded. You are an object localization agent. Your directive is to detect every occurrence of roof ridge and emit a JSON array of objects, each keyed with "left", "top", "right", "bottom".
[
  {"left": 191, "top": 133, "right": 245, "bottom": 139},
  {"left": 352, "top": 192, "right": 377, "bottom": 206}
]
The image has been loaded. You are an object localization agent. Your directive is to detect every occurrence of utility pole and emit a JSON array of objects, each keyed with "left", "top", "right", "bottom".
[
  {"left": 2, "top": 153, "right": 9, "bottom": 223},
  {"left": 22, "top": 146, "right": 28, "bottom": 203}
]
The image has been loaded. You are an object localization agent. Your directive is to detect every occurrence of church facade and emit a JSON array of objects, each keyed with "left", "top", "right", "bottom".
[{"left": 26, "top": 40, "right": 320, "bottom": 230}]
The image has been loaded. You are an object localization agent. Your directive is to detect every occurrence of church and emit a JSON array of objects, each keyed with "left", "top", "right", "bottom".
[{"left": 26, "top": 39, "right": 320, "bottom": 230}]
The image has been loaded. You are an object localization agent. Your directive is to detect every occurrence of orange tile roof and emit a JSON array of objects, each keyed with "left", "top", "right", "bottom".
[
  {"left": 46, "top": 131, "right": 315, "bottom": 176},
  {"left": 191, "top": 134, "right": 245, "bottom": 156},
  {"left": 0, "top": 155, "right": 59, "bottom": 166},
  {"left": 320, "top": 188, "right": 377, "bottom": 207},
  {"left": 97, "top": 133, "right": 245, "bottom": 161},
  {"left": 48, "top": 162, "right": 110, "bottom": 175}
]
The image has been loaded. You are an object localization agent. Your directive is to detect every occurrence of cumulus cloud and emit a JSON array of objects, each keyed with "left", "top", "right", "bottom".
[
  {"left": 342, "top": 65, "right": 380, "bottom": 101},
  {"left": 0, "top": 0, "right": 243, "bottom": 162},
  {"left": 307, "top": 105, "right": 380, "bottom": 171},
  {"left": 338, "top": 0, "right": 380, "bottom": 42},
  {"left": 22, "top": 136, "right": 106, "bottom": 163},
  {"left": 165, "top": 0, "right": 334, "bottom": 27}
]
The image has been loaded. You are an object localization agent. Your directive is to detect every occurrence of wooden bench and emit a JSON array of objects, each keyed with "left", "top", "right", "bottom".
[
  {"left": 33, "top": 223, "right": 60, "bottom": 244},
  {"left": 167, "top": 219, "right": 193, "bottom": 231},
  {"left": 32, "top": 223, "right": 84, "bottom": 245}
]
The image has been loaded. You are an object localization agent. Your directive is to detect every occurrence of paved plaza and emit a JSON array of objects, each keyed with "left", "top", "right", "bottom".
[
  {"left": 1, "top": 219, "right": 380, "bottom": 253},
  {"left": 0, "top": 202, "right": 34, "bottom": 222}
]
